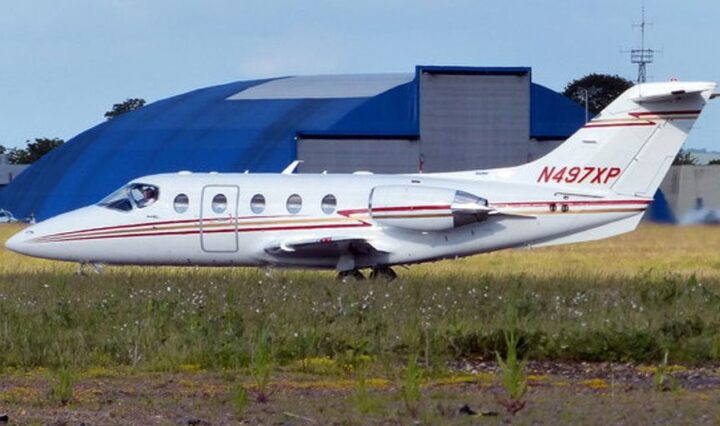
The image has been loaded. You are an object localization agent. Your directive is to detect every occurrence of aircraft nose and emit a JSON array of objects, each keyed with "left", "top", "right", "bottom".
[
  {"left": 5, "top": 226, "right": 37, "bottom": 256},
  {"left": 4, "top": 206, "right": 107, "bottom": 262}
]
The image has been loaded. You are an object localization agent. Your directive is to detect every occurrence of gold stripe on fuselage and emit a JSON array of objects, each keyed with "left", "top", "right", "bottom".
[{"left": 37, "top": 207, "right": 646, "bottom": 242}]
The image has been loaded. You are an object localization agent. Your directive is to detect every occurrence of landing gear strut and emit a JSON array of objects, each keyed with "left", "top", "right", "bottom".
[
  {"left": 76, "top": 262, "right": 104, "bottom": 276},
  {"left": 337, "top": 269, "right": 366, "bottom": 281},
  {"left": 337, "top": 267, "right": 397, "bottom": 282},
  {"left": 369, "top": 266, "right": 397, "bottom": 281}
]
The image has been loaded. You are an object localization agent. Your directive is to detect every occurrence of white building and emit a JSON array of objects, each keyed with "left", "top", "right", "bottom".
[{"left": 0, "top": 155, "right": 28, "bottom": 188}]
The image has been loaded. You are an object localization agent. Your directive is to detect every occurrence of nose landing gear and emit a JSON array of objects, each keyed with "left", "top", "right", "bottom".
[{"left": 76, "top": 262, "right": 105, "bottom": 276}]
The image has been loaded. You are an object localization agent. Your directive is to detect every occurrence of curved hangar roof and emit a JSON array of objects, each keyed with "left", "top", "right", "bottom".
[{"left": 0, "top": 66, "right": 585, "bottom": 220}]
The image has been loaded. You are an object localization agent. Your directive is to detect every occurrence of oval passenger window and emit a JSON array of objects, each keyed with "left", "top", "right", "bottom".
[
  {"left": 212, "top": 194, "right": 227, "bottom": 213},
  {"left": 321, "top": 194, "right": 337, "bottom": 214},
  {"left": 250, "top": 194, "right": 265, "bottom": 214},
  {"left": 286, "top": 194, "right": 302, "bottom": 214},
  {"left": 173, "top": 194, "right": 189, "bottom": 213}
]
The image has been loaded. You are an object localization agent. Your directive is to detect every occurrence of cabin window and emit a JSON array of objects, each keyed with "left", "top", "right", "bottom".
[
  {"left": 250, "top": 194, "right": 265, "bottom": 214},
  {"left": 212, "top": 194, "right": 227, "bottom": 213},
  {"left": 174, "top": 194, "right": 189, "bottom": 213},
  {"left": 321, "top": 194, "right": 337, "bottom": 214},
  {"left": 286, "top": 194, "right": 302, "bottom": 214}
]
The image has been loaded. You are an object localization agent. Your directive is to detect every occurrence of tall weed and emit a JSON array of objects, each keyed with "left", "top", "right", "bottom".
[
  {"left": 401, "top": 354, "right": 423, "bottom": 418},
  {"left": 495, "top": 304, "right": 527, "bottom": 415},
  {"left": 249, "top": 328, "right": 274, "bottom": 403},
  {"left": 49, "top": 367, "right": 74, "bottom": 406}
]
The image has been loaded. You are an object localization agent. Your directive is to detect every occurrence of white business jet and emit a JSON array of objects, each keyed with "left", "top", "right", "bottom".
[{"left": 6, "top": 81, "right": 717, "bottom": 279}]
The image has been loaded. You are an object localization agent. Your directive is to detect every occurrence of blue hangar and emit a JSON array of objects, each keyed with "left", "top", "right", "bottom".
[{"left": 0, "top": 66, "right": 587, "bottom": 220}]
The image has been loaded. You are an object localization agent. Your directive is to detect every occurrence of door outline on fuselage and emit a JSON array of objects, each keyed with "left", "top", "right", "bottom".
[{"left": 199, "top": 185, "right": 239, "bottom": 253}]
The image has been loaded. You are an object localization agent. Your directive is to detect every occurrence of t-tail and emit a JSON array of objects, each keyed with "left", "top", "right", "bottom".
[{"left": 483, "top": 81, "right": 717, "bottom": 197}]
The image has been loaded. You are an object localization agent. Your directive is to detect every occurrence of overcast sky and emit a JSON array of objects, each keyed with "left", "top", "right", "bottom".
[{"left": 1, "top": 0, "right": 718, "bottom": 150}]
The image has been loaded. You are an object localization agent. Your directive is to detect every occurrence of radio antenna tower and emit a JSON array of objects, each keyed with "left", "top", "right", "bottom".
[{"left": 630, "top": 4, "right": 654, "bottom": 83}]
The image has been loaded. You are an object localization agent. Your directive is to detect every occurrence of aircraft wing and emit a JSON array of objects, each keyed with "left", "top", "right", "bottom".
[{"left": 264, "top": 236, "right": 387, "bottom": 257}]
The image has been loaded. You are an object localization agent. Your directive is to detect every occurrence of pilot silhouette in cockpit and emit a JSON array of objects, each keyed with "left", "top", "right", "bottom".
[{"left": 141, "top": 187, "right": 158, "bottom": 207}]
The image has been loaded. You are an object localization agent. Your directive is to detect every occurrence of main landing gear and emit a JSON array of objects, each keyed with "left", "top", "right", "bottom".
[
  {"left": 337, "top": 269, "right": 367, "bottom": 281},
  {"left": 369, "top": 266, "right": 397, "bottom": 281},
  {"left": 336, "top": 266, "right": 397, "bottom": 282}
]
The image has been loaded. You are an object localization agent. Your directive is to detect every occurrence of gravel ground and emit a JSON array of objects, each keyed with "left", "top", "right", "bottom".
[
  {"left": 0, "top": 362, "right": 719, "bottom": 425},
  {"left": 450, "top": 360, "right": 720, "bottom": 390}
]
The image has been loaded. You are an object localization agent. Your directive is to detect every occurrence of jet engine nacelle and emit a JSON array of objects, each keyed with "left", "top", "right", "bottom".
[{"left": 368, "top": 185, "right": 491, "bottom": 231}]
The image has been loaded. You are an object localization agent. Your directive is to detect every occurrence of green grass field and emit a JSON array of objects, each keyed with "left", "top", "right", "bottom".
[{"left": 1, "top": 223, "right": 719, "bottom": 424}]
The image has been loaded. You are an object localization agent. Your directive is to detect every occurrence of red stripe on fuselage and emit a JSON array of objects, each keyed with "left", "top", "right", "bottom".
[
  {"left": 370, "top": 205, "right": 451, "bottom": 212},
  {"left": 584, "top": 109, "right": 701, "bottom": 128},
  {"left": 491, "top": 200, "right": 652, "bottom": 208},
  {"left": 46, "top": 214, "right": 291, "bottom": 238},
  {"left": 38, "top": 222, "right": 371, "bottom": 243},
  {"left": 584, "top": 122, "right": 655, "bottom": 128},
  {"left": 631, "top": 109, "right": 701, "bottom": 116},
  {"left": 37, "top": 200, "right": 649, "bottom": 243}
]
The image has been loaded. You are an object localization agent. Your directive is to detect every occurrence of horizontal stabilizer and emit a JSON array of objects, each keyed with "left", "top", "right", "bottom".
[{"left": 633, "top": 88, "right": 706, "bottom": 103}]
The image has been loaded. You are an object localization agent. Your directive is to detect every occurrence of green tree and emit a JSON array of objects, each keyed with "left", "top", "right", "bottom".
[
  {"left": 6, "top": 138, "right": 64, "bottom": 164},
  {"left": 673, "top": 149, "right": 698, "bottom": 166},
  {"left": 104, "top": 98, "right": 146, "bottom": 120},
  {"left": 563, "top": 74, "right": 634, "bottom": 115},
  {"left": 708, "top": 158, "right": 720, "bottom": 165}
]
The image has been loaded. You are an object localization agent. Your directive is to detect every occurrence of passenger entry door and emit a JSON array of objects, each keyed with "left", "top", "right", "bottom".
[{"left": 200, "top": 185, "right": 239, "bottom": 252}]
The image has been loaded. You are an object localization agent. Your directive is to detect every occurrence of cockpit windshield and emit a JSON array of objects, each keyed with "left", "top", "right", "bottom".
[{"left": 98, "top": 183, "right": 159, "bottom": 211}]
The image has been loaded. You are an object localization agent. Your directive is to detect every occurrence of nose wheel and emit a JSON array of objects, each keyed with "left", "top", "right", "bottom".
[{"left": 76, "top": 262, "right": 105, "bottom": 276}]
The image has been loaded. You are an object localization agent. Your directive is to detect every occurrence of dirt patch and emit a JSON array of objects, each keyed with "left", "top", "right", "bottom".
[
  {"left": 0, "top": 364, "right": 719, "bottom": 425},
  {"left": 450, "top": 360, "right": 720, "bottom": 390}
]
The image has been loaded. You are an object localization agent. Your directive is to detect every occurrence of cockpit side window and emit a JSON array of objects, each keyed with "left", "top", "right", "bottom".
[
  {"left": 131, "top": 184, "right": 159, "bottom": 208},
  {"left": 98, "top": 183, "right": 160, "bottom": 211}
]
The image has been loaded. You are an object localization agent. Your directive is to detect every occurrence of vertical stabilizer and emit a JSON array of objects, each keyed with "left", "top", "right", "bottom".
[{"left": 476, "top": 81, "right": 716, "bottom": 197}]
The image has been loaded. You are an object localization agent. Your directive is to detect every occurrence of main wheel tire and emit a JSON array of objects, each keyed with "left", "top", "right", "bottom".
[
  {"left": 352, "top": 269, "right": 367, "bottom": 281},
  {"left": 370, "top": 266, "right": 397, "bottom": 281},
  {"left": 337, "top": 269, "right": 366, "bottom": 281}
]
